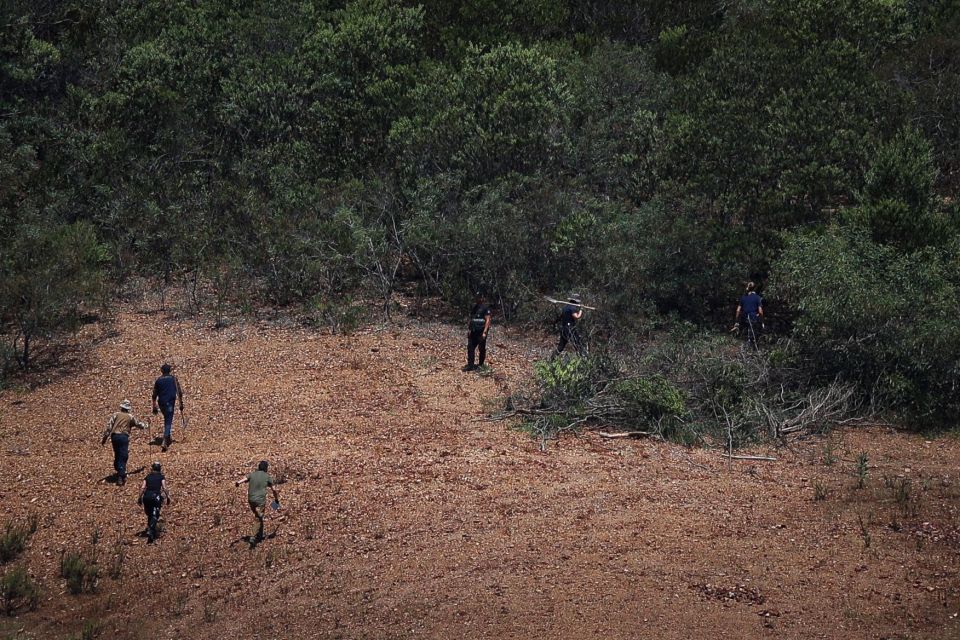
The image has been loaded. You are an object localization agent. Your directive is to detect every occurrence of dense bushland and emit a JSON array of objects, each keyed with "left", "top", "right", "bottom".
[{"left": 2, "top": 0, "right": 959, "bottom": 425}]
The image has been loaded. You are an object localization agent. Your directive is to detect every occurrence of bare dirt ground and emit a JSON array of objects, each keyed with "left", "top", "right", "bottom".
[{"left": 1, "top": 311, "right": 959, "bottom": 640}]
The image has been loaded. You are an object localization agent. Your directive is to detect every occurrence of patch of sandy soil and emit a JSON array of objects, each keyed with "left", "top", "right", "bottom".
[{"left": 0, "top": 312, "right": 958, "bottom": 639}]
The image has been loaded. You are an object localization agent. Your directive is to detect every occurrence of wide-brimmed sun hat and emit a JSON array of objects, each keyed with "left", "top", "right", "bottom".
[{"left": 120, "top": 400, "right": 132, "bottom": 411}]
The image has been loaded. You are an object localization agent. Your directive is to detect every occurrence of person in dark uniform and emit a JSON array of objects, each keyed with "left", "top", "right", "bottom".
[
  {"left": 100, "top": 400, "right": 147, "bottom": 486},
  {"left": 733, "top": 281, "right": 764, "bottom": 346},
  {"left": 152, "top": 363, "right": 184, "bottom": 452},
  {"left": 463, "top": 291, "right": 492, "bottom": 372},
  {"left": 137, "top": 462, "right": 171, "bottom": 543},
  {"left": 556, "top": 294, "right": 585, "bottom": 354}
]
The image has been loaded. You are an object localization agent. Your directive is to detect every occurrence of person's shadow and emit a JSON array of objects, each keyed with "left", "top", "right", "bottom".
[
  {"left": 102, "top": 466, "right": 145, "bottom": 484},
  {"left": 230, "top": 527, "right": 280, "bottom": 549}
]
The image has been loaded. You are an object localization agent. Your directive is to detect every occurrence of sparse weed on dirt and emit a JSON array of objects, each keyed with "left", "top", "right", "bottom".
[
  {"left": 172, "top": 592, "right": 189, "bottom": 618},
  {"left": 264, "top": 548, "right": 282, "bottom": 569},
  {"left": 107, "top": 538, "right": 125, "bottom": 581},
  {"left": 60, "top": 551, "right": 99, "bottom": 595},
  {"left": 0, "top": 515, "right": 38, "bottom": 564},
  {"left": 856, "top": 514, "right": 871, "bottom": 549},
  {"left": 813, "top": 480, "right": 828, "bottom": 502},
  {"left": 203, "top": 599, "right": 218, "bottom": 623},
  {"left": 855, "top": 452, "right": 869, "bottom": 489},
  {"left": 885, "top": 476, "right": 918, "bottom": 516},
  {"left": 821, "top": 441, "right": 839, "bottom": 466},
  {"left": 1, "top": 565, "right": 39, "bottom": 615},
  {"left": 67, "top": 620, "right": 102, "bottom": 640}
]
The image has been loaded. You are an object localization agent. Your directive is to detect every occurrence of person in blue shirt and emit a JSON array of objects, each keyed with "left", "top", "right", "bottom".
[
  {"left": 152, "top": 363, "right": 184, "bottom": 452},
  {"left": 733, "top": 282, "right": 764, "bottom": 345},
  {"left": 556, "top": 294, "right": 585, "bottom": 354}
]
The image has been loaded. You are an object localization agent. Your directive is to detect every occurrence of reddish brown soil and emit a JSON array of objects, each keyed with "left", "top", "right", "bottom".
[{"left": 1, "top": 312, "right": 959, "bottom": 639}]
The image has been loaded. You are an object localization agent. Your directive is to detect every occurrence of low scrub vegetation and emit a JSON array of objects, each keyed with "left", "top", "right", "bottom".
[
  {"left": 0, "top": 565, "right": 39, "bottom": 615},
  {"left": 501, "top": 328, "right": 864, "bottom": 449},
  {"left": 61, "top": 551, "right": 99, "bottom": 595}
]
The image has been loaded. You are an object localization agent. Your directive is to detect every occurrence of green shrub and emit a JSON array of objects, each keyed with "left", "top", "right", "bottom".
[
  {"left": 773, "top": 227, "right": 960, "bottom": 424},
  {"left": 60, "top": 551, "right": 98, "bottom": 595},
  {"left": 533, "top": 355, "right": 606, "bottom": 405},
  {"left": 1, "top": 565, "right": 39, "bottom": 615},
  {"left": 0, "top": 219, "right": 108, "bottom": 370},
  {"left": 0, "top": 518, "right": 37, "bottom": 564},
  {"left": 612, "top": 375, "right": 686, "bottom": 424},
  {"left": 301, "top": 295, "right": 367, "bottom": 334}
]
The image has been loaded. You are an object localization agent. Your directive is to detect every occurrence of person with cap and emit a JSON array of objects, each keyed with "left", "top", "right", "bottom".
[
  {"left": 463, "top": 291, "right": 492, "bottom": 372},
  {"left": 152, "top": 363, "right": 184, "bottom": 452},
  {"left": 137, "top": 461, "right": 171, "bottom": 543},
  {"left": 556, "top": 294, "right": 585, "bottom": 355},
  {"left": 235, "top": 461, "right": 281, "bottom": 548},
  {"left": 732, "top": 281, "right": 765, "bottom": 346},
  {"left": 100, "top": 400, "right": 147, "bottom": 486}
]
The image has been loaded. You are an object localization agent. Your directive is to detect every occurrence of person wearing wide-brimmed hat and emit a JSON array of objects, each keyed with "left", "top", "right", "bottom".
[
  {"left": 556, "top": 294, "right": 585, "bottom": 355},
  {"left": 101, "top": 400, "right": 147, "bottom": 486}
]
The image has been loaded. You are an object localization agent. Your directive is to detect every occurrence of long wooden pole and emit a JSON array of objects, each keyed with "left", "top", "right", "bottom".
[{"left": 544, "top": 296, "right": 598, "bottom": 310}]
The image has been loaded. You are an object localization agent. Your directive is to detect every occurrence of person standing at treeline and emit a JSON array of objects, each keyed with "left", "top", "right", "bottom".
[
  {"left": 733, "top": 281, "right": 764, "bottom": 345},
  {"left": 152, "top": 363, "right": 184, "bottom": 452},
  {"left": 556, "top": 294, "right": 585, "bottom": 354},
  {"left": 463, "top": 291, "right": 492, "bottom": 372}
]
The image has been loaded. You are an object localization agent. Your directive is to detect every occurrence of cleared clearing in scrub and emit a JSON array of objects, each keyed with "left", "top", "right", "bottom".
[{"left": 0, "top": 312, "right": 958, "bottom": 639}]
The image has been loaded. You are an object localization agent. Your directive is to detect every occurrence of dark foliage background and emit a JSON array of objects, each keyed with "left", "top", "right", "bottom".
[{"left": 2, "top": 0, "right": 959, "bottom": 423}]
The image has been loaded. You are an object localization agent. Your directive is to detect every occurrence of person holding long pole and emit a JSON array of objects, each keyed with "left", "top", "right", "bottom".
[{"left": 556, "top": 294, "right": 586, "bottom": 355}]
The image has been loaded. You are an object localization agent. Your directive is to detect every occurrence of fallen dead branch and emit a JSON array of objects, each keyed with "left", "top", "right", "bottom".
[
  {"left": 596, "top": 431, "right": 651, "bottom": 439},
  {"left": 721, "top": 453, "right": 778, "bottom": 462}
]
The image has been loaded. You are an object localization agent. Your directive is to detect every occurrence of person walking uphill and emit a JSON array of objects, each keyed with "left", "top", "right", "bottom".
[
  {"left": 463, "top": 291, "right": 492, "bottom": 372},
  {"left": 733, "top": 282, "right": 765, "bottom": 346},
  {"left": 101, "top": 400, "right": 146, "bottom": 486},
  {"left": 235, "top": 461, "right": 280, "bottom": 548},
  {"left": 137, "top": 462, "right": 171, "bottom": 543},
  {"left": 152, "top": 363, "right": 184, "bottom": 452},
  {"left": 556, "top": 295, "right": 585, "bottom": 355}
]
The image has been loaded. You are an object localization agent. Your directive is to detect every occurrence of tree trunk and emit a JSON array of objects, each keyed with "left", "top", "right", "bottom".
[{"left": 20, "top": 332, "right": 31, "bottom": 370}]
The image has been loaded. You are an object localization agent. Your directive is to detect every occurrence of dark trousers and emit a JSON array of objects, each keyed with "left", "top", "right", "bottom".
[
  {"left": 740, "top": 315, "right": 762, "bottom": 345},
  {"left": 556, "top": 324, "right": 582, "bottom": 354},
  {"left": 143, "top": 493, "right": 163, "bottom": 541},
  {"left": 160, "top": 402, "right": 175, "bottom": 439},
  {"left": 111, "top": 433, "right": 130, "bottom": 479},
  {"left": 467, "top": 331, "right": 486, "bottom": 366}
]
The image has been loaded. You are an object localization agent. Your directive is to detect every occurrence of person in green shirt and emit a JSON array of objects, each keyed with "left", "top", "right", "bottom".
[{"left": 235, "top": 460, "right": 280, "bottom": 548}]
